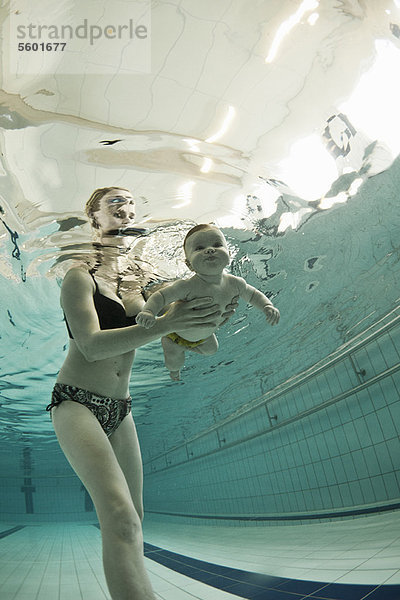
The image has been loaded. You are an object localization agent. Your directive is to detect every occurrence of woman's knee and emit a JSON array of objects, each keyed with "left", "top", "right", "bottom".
[{"left": 99, "top": 498, "right": 142, "bottom": 544}]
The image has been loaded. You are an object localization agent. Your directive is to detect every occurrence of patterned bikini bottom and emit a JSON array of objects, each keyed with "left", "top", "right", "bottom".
[{"left": 46, "top": 383, "right": 132, "bottom": 437}]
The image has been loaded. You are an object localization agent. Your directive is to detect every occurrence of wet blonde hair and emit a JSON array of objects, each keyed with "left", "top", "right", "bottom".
[{"left": 85, "top": 186, "right": 131, "bottom": 228}]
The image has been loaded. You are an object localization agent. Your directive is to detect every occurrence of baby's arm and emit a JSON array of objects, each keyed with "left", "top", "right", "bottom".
[
  {"left": 234, "top": 276, "right": 280, "bottom": 326},
  {"left": 136, "top": 280, "right": 189, "bottom": 328}
]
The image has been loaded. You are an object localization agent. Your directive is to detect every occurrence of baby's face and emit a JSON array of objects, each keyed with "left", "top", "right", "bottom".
[{"left": 185, "top": 228, "right": 230, "bottom": 274}]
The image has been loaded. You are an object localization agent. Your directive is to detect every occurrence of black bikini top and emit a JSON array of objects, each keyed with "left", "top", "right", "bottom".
[{"left": 65, "top": 273, "right": 137, "bottom": 339}]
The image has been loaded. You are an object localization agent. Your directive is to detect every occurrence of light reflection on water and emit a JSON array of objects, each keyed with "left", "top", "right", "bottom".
[{"left": 1, "top": 151, "right": 399, "bottom": 453}]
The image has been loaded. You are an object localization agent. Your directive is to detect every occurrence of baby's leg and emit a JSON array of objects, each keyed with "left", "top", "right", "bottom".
[
  {"left": 189, "top": 334, "right": 219, "bottom": 356},
  {"left": 161, "top": 336, "right": 186, "bottom": 381}
]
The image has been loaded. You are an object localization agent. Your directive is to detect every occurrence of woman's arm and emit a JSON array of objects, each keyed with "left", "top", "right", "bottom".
[{"left": 61, "top": 269, "right": 220, "bottom": 361}]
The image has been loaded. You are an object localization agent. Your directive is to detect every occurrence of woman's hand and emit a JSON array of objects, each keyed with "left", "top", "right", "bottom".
[
  {"left": 219, "top": 295, "right": 239, "bottom": 327},
  {"left": 160, "top": 297, "right": 221, "bottom": 333}
]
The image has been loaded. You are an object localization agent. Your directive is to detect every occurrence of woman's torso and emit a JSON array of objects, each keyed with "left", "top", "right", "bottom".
[{"left": 57, "top": 270, "right": 146, "bottom": 398}]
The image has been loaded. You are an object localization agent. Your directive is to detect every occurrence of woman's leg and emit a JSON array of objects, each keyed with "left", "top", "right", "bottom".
[
  {"left": 51, "top": 401, "right": 156, "bottom": 600},
  {"left": 109, "top": 413, "right": 144, "bottom": 521}
]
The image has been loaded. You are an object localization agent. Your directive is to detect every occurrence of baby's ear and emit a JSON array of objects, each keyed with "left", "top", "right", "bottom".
[{"left": 185, "top": 258, "right": 194, "bottom": 271}]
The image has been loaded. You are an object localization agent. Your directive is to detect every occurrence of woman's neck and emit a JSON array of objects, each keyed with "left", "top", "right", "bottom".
[
  {"left": 92, "top": 237, "right": 133, "bottom": 279},
  {"left": 99, "top": 231, "right": 133, "bottom": 251}
]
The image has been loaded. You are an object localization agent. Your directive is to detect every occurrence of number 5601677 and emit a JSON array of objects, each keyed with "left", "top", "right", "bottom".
[{"left": 18, "top": 42, "right": 66, "bottom": 51}]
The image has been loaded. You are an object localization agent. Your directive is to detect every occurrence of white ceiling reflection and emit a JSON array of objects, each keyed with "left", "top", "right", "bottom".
[{"left": 0, "top": 0, "right": 398, "bottom": 240}]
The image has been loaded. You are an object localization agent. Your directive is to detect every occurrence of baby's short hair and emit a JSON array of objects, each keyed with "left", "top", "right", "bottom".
[{"left": 183, "top": 224, "right": 219, "bottom": 251}]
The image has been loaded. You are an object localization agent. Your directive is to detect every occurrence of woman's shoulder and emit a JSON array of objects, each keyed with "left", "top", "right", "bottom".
[
  {"left": 62, "top": 266, "right": 94, "bottom": 290},
  {"left": 60, "top": 267, "right": 96, "bottom": 311}
]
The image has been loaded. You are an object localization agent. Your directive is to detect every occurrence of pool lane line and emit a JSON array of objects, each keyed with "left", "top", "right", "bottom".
[
  {"left": 92, "top": 527, "right": 400, "bottom": 600},
  {"left": 142, "top": 541, "right": 400, "bottom": 600},
  {"left": 0, "top": 525, "right": 25, "bottom": 539}
]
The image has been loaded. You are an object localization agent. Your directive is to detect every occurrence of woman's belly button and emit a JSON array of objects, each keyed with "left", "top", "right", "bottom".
[
  {"left": 111, "top": 357, "right": 133, "bottom": 379},
  {"left": 114, "top": 367, "right": 128, "bottom": 379}
]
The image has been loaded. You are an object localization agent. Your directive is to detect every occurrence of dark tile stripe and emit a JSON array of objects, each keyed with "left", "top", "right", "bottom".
[
  {"left": 0, "top": 525, "right": 25, "bottom": 539},
  {"left": 145, "top": 502, "right": 400, "bottom": 522},
  {"left": 143, "top": 541, "right": 400, "bottom": 600},
  {"left": 92, "top": 526, "right": 400, "bottom": 600}
]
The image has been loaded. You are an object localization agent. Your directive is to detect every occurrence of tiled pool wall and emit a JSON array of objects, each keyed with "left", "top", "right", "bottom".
[
  {"left": 0, "top": 465, "right": 94, "bottom": 522},
  {"left": 142, "top": 316, "right": 400, "bottom": 525}
]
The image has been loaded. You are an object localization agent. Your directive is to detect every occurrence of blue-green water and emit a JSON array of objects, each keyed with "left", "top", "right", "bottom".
[
  {"left": 2, "top": 156, "right": 399, "bottom": 450},
  {"left": 1, "top": 154, "right": 399, "bottom": 522}
]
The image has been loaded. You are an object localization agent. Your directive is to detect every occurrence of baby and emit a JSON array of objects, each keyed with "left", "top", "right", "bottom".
[{"left": 136, "top": 224, "right": 280, "bottom": 380}]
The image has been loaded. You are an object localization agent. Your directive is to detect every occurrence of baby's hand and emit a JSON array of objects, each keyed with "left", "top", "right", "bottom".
[
  {"left": 136, "top": 310, "right": 156, "bottom": 328},
  {"left": 264, "top": 305, "right": 280, "bottom": 326}
]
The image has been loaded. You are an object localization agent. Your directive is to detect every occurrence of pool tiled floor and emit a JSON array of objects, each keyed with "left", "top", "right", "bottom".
[{"left": 0, "top": 511, "right": 399, "bottom": 599}]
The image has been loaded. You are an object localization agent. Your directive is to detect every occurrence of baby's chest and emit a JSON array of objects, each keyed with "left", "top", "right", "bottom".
[{"left": 186, "top": 281, "right": 237, "bottom": 308}]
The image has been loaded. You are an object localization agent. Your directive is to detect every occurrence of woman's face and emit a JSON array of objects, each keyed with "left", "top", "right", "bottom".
[{"left": 93, "top": 189, "right": 136, "bottom": 234}]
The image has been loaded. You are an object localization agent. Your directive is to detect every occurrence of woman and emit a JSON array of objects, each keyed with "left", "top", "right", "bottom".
[{"left": 47, "top": 187, "right": 236, "bottom": 600}]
